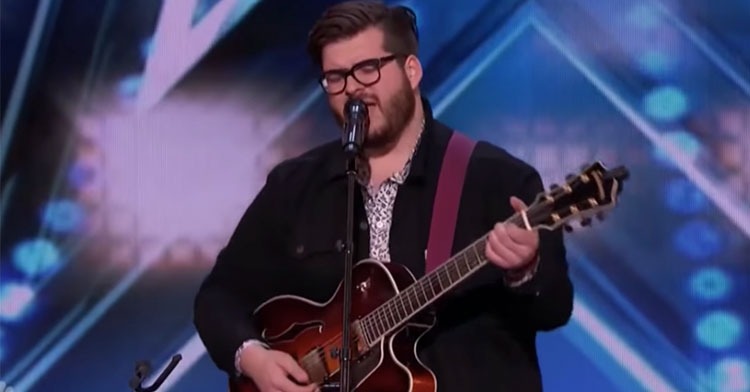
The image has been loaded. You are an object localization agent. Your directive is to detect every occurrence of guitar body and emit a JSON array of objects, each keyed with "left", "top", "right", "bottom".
[{"left": 229, "top": 259, "right": 437, "bottom": 392}]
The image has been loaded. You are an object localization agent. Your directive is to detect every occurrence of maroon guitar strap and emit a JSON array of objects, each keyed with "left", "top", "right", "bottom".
[{"left": 425, "top": 131, "right": 476, "bottom": 273}]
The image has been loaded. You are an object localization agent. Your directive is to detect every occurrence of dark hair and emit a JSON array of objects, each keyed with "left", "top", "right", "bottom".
[{"left": 307, "top": 1, "right": 419, "bottom": 68}]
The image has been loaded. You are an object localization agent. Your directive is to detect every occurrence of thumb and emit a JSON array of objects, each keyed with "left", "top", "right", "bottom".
[{"left": 510, "top": 196, "right": 528, "bottom": 212}]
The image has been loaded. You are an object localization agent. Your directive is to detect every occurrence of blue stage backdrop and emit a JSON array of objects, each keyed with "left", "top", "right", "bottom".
[{"left": 1, "top": 0, "right": 749, "bottom": 391}]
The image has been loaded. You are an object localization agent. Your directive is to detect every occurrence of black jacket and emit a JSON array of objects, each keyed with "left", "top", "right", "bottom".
[{"left": 194, "top": 97, "right": 574, "bottom": 391}]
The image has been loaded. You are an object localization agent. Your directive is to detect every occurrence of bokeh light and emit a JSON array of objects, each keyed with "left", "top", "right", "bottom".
[
  {"left": 664, "top": 178, "right": 707, "bottom": 214},
  {"left": 41, "top": 200, "right": 85, "bottom": 233},
  {"left": 12, "top": 239, "right": 61, "bottom": 278},
  {"left": 652, "top": 130, "right": 702, "bottom": 166},
  {"left": 709, "top": 357, "right": 750, "bottom": 392},
  {"left": 638, "top": 50, "right": 675, "bottom": 76},
  {"left": 0, "top": 283, "right": 36, "bottom": 321},
  {"left": 690, "top": 267, "right": 732, "bottom": 301},
  {"left": 673, "top": 220, "right": 723, "bottom": 260},
  {"left": 695, "top": 311, "right": 743, "bottom": 350},
  {"left": 644, "top": 85, "right": 689, "bottom": 121}
]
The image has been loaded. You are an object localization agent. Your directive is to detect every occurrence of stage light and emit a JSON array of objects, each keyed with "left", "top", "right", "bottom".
[
  {"left": 652, "top": 130, "right": 702, "bottom": 166},
  {"left": 673, "top": 220, "right": 722, "bottom": 260},
  {"left": 644, "top": 85, "right": 689, "bottom": 122},
  {"left": 627, "top": 4, "right": 660, "bottom": 30},
  {"left": 41, "top": 200, "right": 85, "bottom": 233},
  {"left": 637, "top": 50, "right": 674, "bottom": 76},
  {"left": 690, "top": 267, "right": 732, "bottom": 301},
  {"left": 0, "top": 283, "right": 35, "bottom": 321},
  {"left": 664, "top": 178, "right": 707, "bottom": 214},
  {"left": 695, "top": 311, "right": 743, "bottom": 350},
  {"left": 117, "top": 75, "right": 142, "bottom": 99},
  {"left": 12, "top": 239, "right": 61, "bottom": 278},
  {"left": 710, "top": 357, "right": 750, "bottom": 392}
]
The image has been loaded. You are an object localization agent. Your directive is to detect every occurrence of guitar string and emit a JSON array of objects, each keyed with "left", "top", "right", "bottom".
[{"left": 360, "top": 211, "right": 537, "bottom": 340}]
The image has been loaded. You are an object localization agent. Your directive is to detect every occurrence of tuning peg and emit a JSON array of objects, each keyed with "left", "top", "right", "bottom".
[
  {"left": 565, "top": 173, "right": 577, "bottom": 182},
  {"left": 596, "top": 212, "right": 606, "bottom": 221},
  {"left": 580, "top": 218, "right": 592, "bottom": 226},
  {"left": 550, "top": 183, "right": 559, "bottom": 190},
  {"left": 563, "top": 224, "right": 573, "bottom": 232}
]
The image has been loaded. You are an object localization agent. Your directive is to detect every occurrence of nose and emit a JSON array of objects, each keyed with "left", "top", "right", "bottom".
[{"left": 344, "top": 73, "right": 365, "bottom": 97}]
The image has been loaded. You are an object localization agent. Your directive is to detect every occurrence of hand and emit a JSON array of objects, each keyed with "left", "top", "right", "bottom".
[
  {"left": 239, "top": 344, "right": 318, "bottom": 392},
  {"left": 485, "top": 196, "right": 539, "bottom": 271}
]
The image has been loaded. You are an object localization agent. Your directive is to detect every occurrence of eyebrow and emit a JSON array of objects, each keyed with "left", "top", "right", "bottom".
[
  {"left": 322, "top": 66, "right": 349, "bottom": 74},
  {"left": 322, "top": 56, "right": 387, "bottom": 74}
]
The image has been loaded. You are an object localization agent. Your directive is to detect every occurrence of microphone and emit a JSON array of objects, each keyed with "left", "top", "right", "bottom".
[{"left": 342, "top": 98, "right": 369, "bottom": 157}]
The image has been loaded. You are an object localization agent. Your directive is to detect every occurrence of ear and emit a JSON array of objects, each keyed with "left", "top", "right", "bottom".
[{"left": 404, "top": 54, "right": 422, "bottom": 89}]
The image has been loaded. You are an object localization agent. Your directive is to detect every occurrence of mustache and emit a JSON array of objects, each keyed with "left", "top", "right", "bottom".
[{"left": 345, "top": 95, "right": 379, "bottom": 107}]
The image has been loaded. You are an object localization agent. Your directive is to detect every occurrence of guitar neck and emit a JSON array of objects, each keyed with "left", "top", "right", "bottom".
[{"left": 358, "top": 212, "right": 527, "bottom": 344}]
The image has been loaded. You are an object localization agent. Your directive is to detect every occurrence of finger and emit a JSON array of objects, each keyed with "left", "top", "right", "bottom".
[
  {"left": 505, "top": 224, "right": 538, "bottom": 248},
  {"left": 495, "top": 225, "right": 530, "bottom": 259},
  {"left": 277, "top": 355, "right": 310, "bottom": 384},
  {"left": 488, "top": 229, "right": 520, "bottom": 268},
  {"left": 510, "top": 196, "right": 528, "bottom": 212},
  {"left": 485, "top": 236, "right": 506, "bottom": 265}
]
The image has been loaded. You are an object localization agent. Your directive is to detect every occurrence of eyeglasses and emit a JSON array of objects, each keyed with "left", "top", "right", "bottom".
[{"left": 318, "top": 54, "right": 404, "bottom": 95}]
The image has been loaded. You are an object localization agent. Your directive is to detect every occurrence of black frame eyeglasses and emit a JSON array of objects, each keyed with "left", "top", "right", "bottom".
[{"left": 318, "top": 54, "right": 404, "bottom": 95}]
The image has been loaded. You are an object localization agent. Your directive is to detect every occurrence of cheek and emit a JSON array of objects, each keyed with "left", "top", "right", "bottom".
[{"left": 328, "top": 96, "right": 346, "bottom": 115}]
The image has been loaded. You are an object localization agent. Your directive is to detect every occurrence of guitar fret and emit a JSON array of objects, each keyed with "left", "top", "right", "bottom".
[
  {"left": 396, "top": 295, "right": 405, "bottom": 322},
  {"left": 426, "top": 277, "right": 436, "bottom": 298},
  {"left": 367, "top": 317, "right": 375, "bottom": 343},
  {"left": 376, "top": 308, "right": 387, "bottom": 334},
  {"left": 457, "top": 253, "right": 467, "bottom": 275},
  {"left": 395, "top": 296, "right": 406, "bottom": 324},
  {"left": 409, "top": 287, "right": 420, "bottom": 311},
  {"left": 448, "top": 260, "right": 459, "bottom": 282},
  {"left": 404, "top": 288, "right": 414, "bottom": 314},
  {"left": 429, "top": 275, "right": 440, "bottom": 298},
  {"left": 435, "top": 270, "right": 445, "bottom": 291},
  {"left": 363, "top": 316, "right": 371, "bottom": 342},
  {"left": 471, "top": 240, "right": 484, "bottom": 267},
  {"left": 439, "top": 266, "right": 450, "bottom": 287},
  {"left": 389, "top": 300, "right": 399, "bottom": 327},
  {"left": 385, "top": 303, "right": 395, "bottom": 330}
]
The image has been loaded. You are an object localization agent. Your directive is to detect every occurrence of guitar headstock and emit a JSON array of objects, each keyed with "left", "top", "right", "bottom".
[{"left": 527, "top": 162, "right": 629, "bottom": 232}]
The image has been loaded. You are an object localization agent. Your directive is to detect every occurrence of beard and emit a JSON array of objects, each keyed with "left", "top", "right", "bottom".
[{"left": 333, "top": 76, "right": 416, "bottom": 154}]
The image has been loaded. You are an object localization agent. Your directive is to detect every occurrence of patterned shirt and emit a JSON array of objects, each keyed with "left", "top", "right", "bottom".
[{"left": 359, "top": 123, "right": 424, "bottom": 262}]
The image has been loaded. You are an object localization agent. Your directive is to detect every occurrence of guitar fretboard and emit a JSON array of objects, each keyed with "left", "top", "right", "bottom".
[{"left": 358, "top": 213, "right": 527, "bottom": 345}]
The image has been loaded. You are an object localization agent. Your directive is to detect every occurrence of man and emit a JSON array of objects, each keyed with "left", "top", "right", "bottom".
[{"left": 194, "top": 1, "right": 573, "bottom": 391}]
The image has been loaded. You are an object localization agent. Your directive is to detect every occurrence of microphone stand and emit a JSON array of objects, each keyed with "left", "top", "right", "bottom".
[
  {"left": 338, "top": 152, "right": 357, "bottom": 392},
  {"left": 337, "top": 99, "right": 367, "bottom": 392}
]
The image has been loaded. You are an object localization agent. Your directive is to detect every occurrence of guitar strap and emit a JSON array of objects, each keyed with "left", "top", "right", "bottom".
[{"left": 425, "top": 131, "right": 476, "bottom": 273}]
